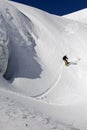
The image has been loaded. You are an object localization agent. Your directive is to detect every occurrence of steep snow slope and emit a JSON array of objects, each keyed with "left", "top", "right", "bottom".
[
  {"left": 0, "top": 0, "right": 54, "bottom": 96},
  {"left": 64, "top": 8, "right": 87, "bottom": 24},
  {"left": 9, "top": 1, "right": 87, "bottom": 104},
  {"left": 0, "top": 0, "right": 87, "bottom": 130}
]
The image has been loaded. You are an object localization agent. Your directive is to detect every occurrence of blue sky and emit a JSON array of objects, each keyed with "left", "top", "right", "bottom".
[{"left": 11, "top": 0, "right": 87, "bottom": 15}]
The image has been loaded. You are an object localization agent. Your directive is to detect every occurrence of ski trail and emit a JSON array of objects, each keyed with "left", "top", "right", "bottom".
[
  {"left": 31, "top": 37, "right": 68, "bottom": 98},
  {"left": 31, "top": 62, "right": 64, "bottom": 98}
]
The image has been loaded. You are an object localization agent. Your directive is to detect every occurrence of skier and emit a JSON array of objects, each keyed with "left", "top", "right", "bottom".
[{"left": 63, "top": 55, "right": 70, "bottom": 66}]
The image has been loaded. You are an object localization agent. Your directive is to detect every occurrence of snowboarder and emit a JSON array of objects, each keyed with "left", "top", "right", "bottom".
[{"left": 63, "top": 55, "right": 70, "bottom": 66}]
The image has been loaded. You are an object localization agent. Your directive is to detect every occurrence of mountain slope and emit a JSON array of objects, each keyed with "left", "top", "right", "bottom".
[
  {"left": 0, "top": 0, "right": 87, "bottom": 130},
  {"left": 8, "top": 1, "right": 87, "bottom": 103}
]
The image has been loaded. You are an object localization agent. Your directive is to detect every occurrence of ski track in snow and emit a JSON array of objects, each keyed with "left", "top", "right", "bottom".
[{"left": 31, "top": 62, "right": 64, "bottom": 99}]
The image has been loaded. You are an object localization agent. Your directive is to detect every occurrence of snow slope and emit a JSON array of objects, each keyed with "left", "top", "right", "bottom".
[
  {"left": 0, "top": 0, "right": 87, "bottom": 129},
  {"left": 0, "top": 15, "right": 9, "bottom": 75},
  {"left": 9, "top": 1, "right": 87, "bottom": 104},
  {"left": 0, "top": 86, "right": 80, "bottom": 130},
  {"left": 64, "top": 8, "right": 87, "bottom": 24}
]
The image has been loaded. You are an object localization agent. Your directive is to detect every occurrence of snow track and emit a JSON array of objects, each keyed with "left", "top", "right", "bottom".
[{"left": 31, "top": 62, "right": 64, "bottom": 98}]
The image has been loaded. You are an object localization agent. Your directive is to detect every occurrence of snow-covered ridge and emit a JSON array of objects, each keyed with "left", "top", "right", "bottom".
[{"left": 64, "top": 8, "right": 87, "bottom": 24}]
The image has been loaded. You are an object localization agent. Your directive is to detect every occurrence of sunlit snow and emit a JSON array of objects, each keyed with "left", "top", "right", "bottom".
[{"left": 0, "top": 0, "right": 87, "bottom": 130}]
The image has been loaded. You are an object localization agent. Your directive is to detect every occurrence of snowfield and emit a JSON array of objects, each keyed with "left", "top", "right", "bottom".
[{"left": 0, "top": 0, "right": 87, "bottom": 129}]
